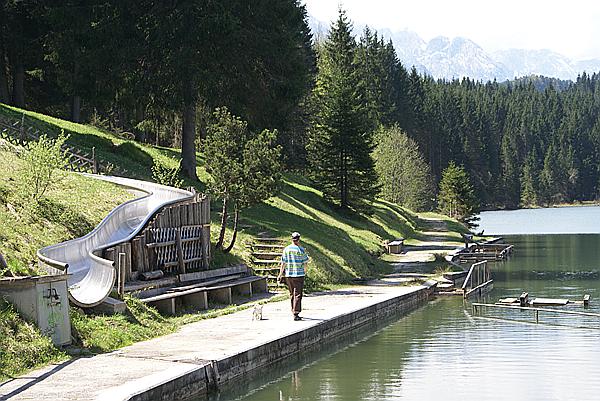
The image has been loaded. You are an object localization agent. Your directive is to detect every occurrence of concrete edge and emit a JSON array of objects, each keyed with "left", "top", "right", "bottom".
[{"left": 114, "top": 283, "right": 436, "bottom": 401}]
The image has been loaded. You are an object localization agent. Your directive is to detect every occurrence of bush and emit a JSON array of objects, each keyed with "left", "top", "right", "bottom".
[
  {"left": 151, "top": 158, "right": 184, "bottom": 188},
  {"left": 19, "top": 132, "right": 69, "bottom": 202}
]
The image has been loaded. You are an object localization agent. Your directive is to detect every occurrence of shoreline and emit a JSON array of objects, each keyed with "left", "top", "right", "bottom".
[{"left": 480, "top": 201, "right": 600, "bottom": 213}]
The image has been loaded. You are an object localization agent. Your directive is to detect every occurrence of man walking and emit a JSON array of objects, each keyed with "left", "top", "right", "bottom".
[{"left": 278, "top": 232, "right": 308, "bottom": 321}]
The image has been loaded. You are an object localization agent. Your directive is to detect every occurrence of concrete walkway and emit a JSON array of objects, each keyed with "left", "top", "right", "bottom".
[{"left": 0, "top": 282, "right": 433, "bottom": 401}]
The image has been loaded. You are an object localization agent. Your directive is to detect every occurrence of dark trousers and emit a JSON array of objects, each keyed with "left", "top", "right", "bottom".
[{"left": 285, "top": 276, "right": 304, "bottom": 315}]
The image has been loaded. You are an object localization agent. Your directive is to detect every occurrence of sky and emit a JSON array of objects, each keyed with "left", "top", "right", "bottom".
[{"left": 302, "top": 0, "right": 600, "bottom": 61}]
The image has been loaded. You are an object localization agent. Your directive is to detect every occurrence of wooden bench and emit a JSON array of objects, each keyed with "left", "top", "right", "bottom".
[{"left": 134, "top": 266, "right": 268, "bottom": 315}]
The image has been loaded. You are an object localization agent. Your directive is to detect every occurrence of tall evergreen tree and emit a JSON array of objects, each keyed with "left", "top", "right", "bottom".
[
  {"left": 307, "top": 9, "right": 379, "bottom": 212},
  {"left": 438, "top": 161, "right": 480, "bottom": 227}
]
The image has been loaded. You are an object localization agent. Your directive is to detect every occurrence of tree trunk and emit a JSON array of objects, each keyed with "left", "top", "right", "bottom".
[
  {"left": 216, "top": 197, "right": 228, "bottom": 249},
  {"left": 181, "top": 79, "right": 198, "bottom": 180},
  {"left": 71, "top": 95, "right": 81, "bottom": 123},
  {"left": 11, "top": 56, "right": 24, "bottom": 107},
  {"left": 0, "top": 252, "right": 7, "bottom": 270},
  {"left": 0, "top": 40, "right": 9, "bottom": 103},
  {"left": 223, "top": 206, "right": 239, "bottom": 254}
]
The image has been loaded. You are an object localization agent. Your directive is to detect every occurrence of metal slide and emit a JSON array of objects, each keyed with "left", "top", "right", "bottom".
[{"left": 37, "top": 175, "right": 194, "bottom": 308}]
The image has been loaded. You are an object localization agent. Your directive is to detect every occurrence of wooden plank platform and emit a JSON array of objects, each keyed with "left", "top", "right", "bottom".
[
  {"left": 529, "top": 298, "right": 569, "bottom": 306},
  {"left": 138, "top": 276, "right": 268, "bottom": 315}
]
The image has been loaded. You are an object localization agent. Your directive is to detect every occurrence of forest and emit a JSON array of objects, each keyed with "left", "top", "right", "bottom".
[{"left": 2, "top": 0, "right": 600, "bottom": 214}]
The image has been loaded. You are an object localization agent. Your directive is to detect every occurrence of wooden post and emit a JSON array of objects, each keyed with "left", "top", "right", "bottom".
[
  {"left": 20, "top": 113, "right": 25, "bottom": 144},
  {"left": 92, "top": 146, "right": 98, "bottom": 174},
  {"left": 520, "top": 292, "right": 529, "bottom": 307},
  {"left": 118, "top": 252, "right": 126, "bottom": 299},
  {"left": 176, "top": 229, "right": 185, "bottom": 274},
  {"left": 584, "top": 294, "right": 591, "bottom": 308}
]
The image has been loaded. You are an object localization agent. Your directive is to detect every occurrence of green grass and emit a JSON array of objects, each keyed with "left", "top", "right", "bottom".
[
  {"left": 0, "top": 299, "right": 68, "bottom": 381},
  {"left": 1, "top": 103, "right": 467, "bottom": 283},
  {"left": 0, "top": 103, "right": 210, "bottom": 187},
  {"left": 0, "top": 104, "right": 470, "bottom": 380},
  {"left": 0, "top": 149, "right": 134, "bottom": 276}
]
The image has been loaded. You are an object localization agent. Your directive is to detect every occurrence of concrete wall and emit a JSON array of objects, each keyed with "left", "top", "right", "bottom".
[
  {"left": 128, "top": 283, "right": 435, "bottom": 401},
  {"left": 0, "top": 275, "right": 71, "bottom": 345},
  {"left": 213, "top": 284, "right": 434, "bottom": 388}
]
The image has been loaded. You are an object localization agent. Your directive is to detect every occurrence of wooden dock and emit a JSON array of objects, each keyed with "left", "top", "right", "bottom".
[{"left": 455, "top": 243, "right": 514, "bottom": 262}]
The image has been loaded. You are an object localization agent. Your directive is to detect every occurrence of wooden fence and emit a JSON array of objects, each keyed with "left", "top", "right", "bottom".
[
  {"left": 104, "top": 193, "right": 211, "bottom": 282},
  {"left": 0, "top": 114, "right": 100, "bottom": 173}
]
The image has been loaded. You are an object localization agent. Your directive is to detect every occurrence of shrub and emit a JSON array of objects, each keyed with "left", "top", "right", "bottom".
[
  {"left": 151, "top": 158, "right": 184, "bottom": 188},
  {"left": 19, "top": 132, "right": 69, "bottom": 202}
]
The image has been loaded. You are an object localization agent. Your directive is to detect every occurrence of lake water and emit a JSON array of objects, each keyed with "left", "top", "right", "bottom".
[
  {"left": 209, "top": 208, "right": 600, "bottom": 401},
  {"left": 477, "top": 205, "right": 600, "bottom": 235}
]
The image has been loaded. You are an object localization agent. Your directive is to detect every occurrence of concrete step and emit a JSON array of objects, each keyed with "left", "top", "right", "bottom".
[
  {"left": 251, "top": 252, "right": 281, "bottom": 258},
  {"left": 253, "top": 259, "right": 280, "bottom": 265},
  {"left": 255, "top": 237, "right": 282, "bottom": 241},
  {"left": 252, "top": 244, "right": 285, "bottom": 250}
]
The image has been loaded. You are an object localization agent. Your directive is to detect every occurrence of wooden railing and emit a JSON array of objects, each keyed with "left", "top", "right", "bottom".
[
  {"left": 462, "top": 260, "right": 492, "bottom": 298},
  {"left": 104, "top": 193, "right": 211, "bottom": 282},
  {"left": 0, "top": 114, "right": 100, "bottom": 174},
  {"left": 458, "top": 243, "right": 513, "bottom": 262}
]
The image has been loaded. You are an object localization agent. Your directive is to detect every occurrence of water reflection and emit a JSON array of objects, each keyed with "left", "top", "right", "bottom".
[{"left": 210, "top": 234, "right": 600, "bottom": 401}]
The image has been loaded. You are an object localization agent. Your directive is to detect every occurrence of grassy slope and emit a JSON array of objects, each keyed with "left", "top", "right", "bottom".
[
  {"left": 0, "top": 299, "right": 67, "bottom": 381},
  {"left": 0, "top": 104, "right": 467, "bottom": 380},
  {"left": 0, "top": 103, "right": 458, "bottom": 285},
  {"left": 0, "top": 148, "right": 134, "bottom": 275}
]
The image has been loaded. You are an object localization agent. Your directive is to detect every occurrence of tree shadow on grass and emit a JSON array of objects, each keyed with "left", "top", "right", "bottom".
[
  {"left": 277, "top": 181, "right": 415, "bottom": 245},
  {"left": 35, "top": 198, "right": 94, "bottom": 237},
  {"left": 243, "top": 203, "right": 384, "bottom": 283}
]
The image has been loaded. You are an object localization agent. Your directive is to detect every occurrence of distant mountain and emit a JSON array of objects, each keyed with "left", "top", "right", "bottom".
[
  {"left": 308, "top": 15, "right": 600, "bottom": 82},
  {"left": 420, "top": 36, "right": 511, "bottom": 82},
  {"left": 493, "top": 49, "right": 579, "bottom": 80}
]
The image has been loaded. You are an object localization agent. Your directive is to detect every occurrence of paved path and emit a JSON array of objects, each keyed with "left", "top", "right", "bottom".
[
  {"left": 390, "top": 216, "right": 464, "bottom": 269},
  {"left": 0, "top": 283, "right": 426, "bottom": 401}
]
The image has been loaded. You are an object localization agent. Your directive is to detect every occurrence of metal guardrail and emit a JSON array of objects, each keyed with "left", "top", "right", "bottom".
[
  {"left": 472, "top": 302, "right": 600, "bottom": 323},
  {"left": 462, "top": 260, "right": 492, "bottom": 298}
]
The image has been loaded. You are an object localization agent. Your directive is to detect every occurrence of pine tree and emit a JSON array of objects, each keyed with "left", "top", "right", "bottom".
[
  {"left": 438, "top": 161, "right": 480, "bottom": 227},
  {"left": 307, "top": 9, "right": 379, "bottom": 212},
  {"left": 204, "top": 107, "right": 281, "bottom": 253}
]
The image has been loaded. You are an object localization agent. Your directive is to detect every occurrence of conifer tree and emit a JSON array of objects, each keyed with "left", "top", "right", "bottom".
[
  {"left": 438, "top": 161, "right": 480, "bottom": 227},
  {"left": 307, "top": 9, "right": 379, "bottom": 212}
]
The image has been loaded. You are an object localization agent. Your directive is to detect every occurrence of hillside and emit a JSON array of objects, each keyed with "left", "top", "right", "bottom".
[
  {"left": 0, "top": 104, "right": 464, "bottom": 283},
  {"left": 0, "top": 147, "right": 134, "bottom": 276},
  {"left": 0, "top": 104, "right": 469, "bottom": 381}
]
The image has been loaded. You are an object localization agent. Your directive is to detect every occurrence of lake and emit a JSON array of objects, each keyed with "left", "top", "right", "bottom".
[{"left": 209, "top": 207, "right": 600, "bottom": 401}]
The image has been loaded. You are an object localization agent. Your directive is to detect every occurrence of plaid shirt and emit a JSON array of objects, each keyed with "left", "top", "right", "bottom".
[{"left": 281, "top": 244, "right": 308, "bottom": 277}]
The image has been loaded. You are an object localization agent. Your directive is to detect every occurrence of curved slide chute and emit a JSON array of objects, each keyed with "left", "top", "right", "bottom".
[{"left": 37, "top": 175, "right": 194, "bottom": 308}]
